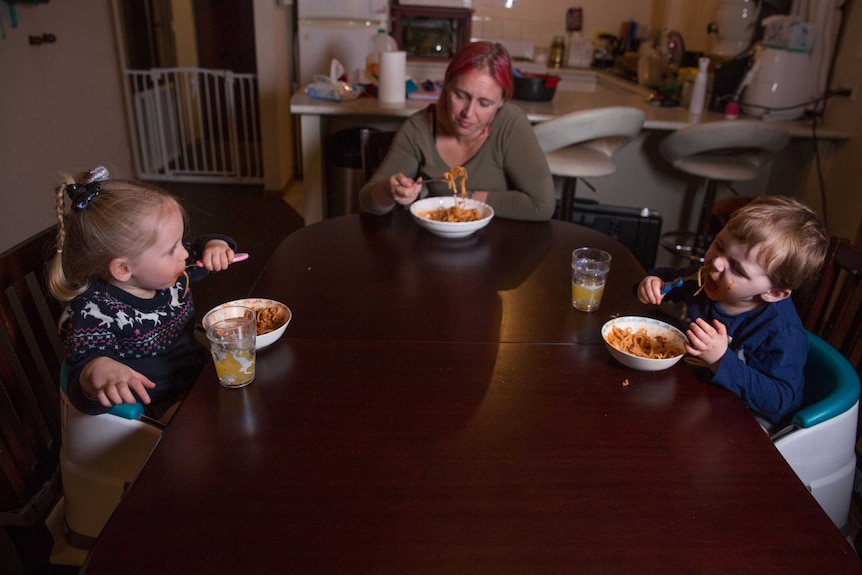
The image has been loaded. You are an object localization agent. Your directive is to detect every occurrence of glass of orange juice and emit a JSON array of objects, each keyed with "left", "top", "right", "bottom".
[
  {"left": 205, "top": 306, "right": 257, "bottom": 388},
  {"left": 571, "top": 247, "right": 612, "bottom": 312}
]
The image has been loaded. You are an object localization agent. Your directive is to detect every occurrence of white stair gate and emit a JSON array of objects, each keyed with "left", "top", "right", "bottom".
[{"left": 124, "top": 68, "right": 263, "bottom": 183}]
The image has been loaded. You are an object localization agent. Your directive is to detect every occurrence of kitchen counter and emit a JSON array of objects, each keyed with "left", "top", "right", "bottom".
[
  {"left": 291, "top": 69, "right": 847, "bottom": 135},
  {"left": 290, "top": 69, "right": 847, "bottom": 226}
]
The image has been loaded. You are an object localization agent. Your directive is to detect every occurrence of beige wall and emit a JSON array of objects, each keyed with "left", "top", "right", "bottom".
[
  {"left": 818, "top": 2, "right": 862, "bottom": 245},
  {"left": 172, "top": 0, "right": 199, "bottom": 67},
  {"left": 254, "top": 0, "right": 295, "bottom": 193},
  {"left": 0, "top": 0, "right": 132, "bottom": 252},
  {"left": 471, "top": 0, "right": 652, "bottom": 52}
]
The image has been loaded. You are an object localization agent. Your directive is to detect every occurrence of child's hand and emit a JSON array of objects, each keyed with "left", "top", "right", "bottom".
[
  {"left": 80, "top": 356, "right": 156, "bottom": 407},
  {"left": 199, "top": 240, "right": 236, "bottom": 272},
  {"left": 637, "top": 276, "right": 665, "bottom": 305},
  {"left": 684, "top": 317, "right": 728, "bottom": 369}
]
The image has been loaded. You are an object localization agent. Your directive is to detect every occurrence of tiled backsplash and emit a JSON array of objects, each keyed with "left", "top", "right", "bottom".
[{"left": 465, "top": 1, "right": 745, "bottom": 63}]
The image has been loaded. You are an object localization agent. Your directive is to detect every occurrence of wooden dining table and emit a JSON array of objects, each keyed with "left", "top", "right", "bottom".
[{"left": 83, "top": 209, "right": 862, "bottom": 574}]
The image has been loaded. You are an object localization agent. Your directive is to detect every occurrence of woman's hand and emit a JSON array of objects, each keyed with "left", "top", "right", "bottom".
[
  {"left": 637, "top": 276, "right": 665, "bottom": 305},
  {"left": 389, "top": 173, "right": 423, "bottom": 205},
  {"left": 199, "top": 240, "right": 235, "bottom": 272},
  {"left": 685, "top": 317, "right": 728, "bottom": 370},
  {"left": 80, "top": 356, "right": 157, "bottom": 407}
]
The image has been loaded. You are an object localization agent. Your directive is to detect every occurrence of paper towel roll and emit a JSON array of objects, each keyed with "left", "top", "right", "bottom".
[{"left": 379, "top": 51, "right": 406, "bottom": 105}]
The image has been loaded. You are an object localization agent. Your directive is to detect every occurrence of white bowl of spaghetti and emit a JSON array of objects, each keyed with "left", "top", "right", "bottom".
[
  {"left": 601, "top": 316, "right": 687, "bottom": 371},
  {"left": 410, "top": 196, "right": 494, "bottom": 239},
  {"left": 203, "top": 298, "right": 292, "bottom": 351}
]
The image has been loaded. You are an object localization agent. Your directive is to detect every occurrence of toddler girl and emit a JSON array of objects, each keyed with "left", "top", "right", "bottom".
[{"left": 49, "top": 166, "right": 239, "bottom": 419}]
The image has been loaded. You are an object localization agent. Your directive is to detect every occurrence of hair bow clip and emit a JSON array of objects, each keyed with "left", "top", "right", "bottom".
[
  {"left": 66, "top": 182, "right": 103, "bottom": 211},
  {"left": 85, "top": 165, "right": 110, "bottom": 183},
  {"left": 67, "top": 165, "right": 110, "bottom": 211}
]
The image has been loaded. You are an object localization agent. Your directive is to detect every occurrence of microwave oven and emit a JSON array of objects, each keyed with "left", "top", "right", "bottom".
[
  {"left": 398, "top": 1, "right": 473, "bottom": 8},
  {"left": 391, "top": 5, "right": 473, "bottom": 60}
]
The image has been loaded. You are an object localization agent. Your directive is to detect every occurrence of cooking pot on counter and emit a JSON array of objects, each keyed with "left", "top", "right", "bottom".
[{"left": 513, "top": 72, "right": 561, "bottom": 101}]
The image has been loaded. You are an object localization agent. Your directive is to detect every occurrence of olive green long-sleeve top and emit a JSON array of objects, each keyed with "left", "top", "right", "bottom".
[{"left": 358, "top": 103, "right": 556, "bottom": 221}]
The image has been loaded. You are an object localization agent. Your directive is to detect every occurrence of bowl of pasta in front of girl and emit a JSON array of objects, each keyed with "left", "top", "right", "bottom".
[
  {"left": 410, "top": 196, "right": 494, "bottom": 239},
  {"left": 203, "top": 298, "right": 292, "bottom": 350},
  {"left": 601, "top": 316, "right": 687, "bottom": 371}
]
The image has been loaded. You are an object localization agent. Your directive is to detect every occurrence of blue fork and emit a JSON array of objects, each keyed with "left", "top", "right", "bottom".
[{"left": 660, "top": 268, "right": 703, "bottom": 295}]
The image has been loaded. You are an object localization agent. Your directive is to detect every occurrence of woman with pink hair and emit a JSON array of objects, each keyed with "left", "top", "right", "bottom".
[{"left": 359, "top": 41, "right": 555, "bottom": 221}]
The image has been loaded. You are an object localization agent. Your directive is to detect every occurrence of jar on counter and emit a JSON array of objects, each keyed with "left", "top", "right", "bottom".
[{"left": 549, "top": 36, "right": 566, "bottom": 69}]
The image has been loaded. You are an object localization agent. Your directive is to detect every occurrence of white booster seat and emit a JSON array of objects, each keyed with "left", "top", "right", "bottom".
[{"left": 59, "top": 362, "right": 164, "bottom": 549}]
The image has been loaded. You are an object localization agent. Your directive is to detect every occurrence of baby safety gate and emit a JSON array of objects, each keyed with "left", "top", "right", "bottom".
[{"left": 124, "top": 68, "right": 263, "bottom": 183}]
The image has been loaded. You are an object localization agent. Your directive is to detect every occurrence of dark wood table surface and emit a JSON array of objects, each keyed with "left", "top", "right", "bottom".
[{"left": 83, "top": 211, "right": 862, "bottom": 574}]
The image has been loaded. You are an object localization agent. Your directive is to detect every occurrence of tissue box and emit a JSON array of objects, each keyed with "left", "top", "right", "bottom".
[{"left": 763, "top": 17, "right": 816, "bottom": 53}]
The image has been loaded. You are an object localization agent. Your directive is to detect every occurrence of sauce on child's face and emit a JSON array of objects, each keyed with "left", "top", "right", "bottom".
[{"left": 702, "top": 229, "right": 775, "bottom": 315}]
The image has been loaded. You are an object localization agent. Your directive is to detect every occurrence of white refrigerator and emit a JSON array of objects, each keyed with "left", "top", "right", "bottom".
[{"left": 296, "top": 0, "right": 390, "bottom": 88}]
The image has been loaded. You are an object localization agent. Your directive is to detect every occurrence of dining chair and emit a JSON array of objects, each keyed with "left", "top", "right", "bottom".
[
  {"left": 361, "top": 130, "right": 397, "bottom": 182},
  {"left": 795, "top": 236, "right": 862, "bottom": 374},
  {"left": 771, "top": 332, "right": 861, "bottom": 533},
  {"left": 0, "top": 224, "right": 165, "bottom": 565},
  {"left": 658, "top": 120, "right": 791, "bottom": 262},
  {"left": 532, "top": 106, "right": 645, "bottom": 221},
  {"left": 0, "top": 226, "right": 67, "bottom": 572}
]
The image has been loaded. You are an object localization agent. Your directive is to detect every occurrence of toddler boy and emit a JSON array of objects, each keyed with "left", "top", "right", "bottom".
[{"left": 637, "top": 195, "right": 827, "bottom": 429}]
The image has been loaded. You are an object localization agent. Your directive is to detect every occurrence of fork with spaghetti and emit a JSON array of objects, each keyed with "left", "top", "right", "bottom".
[
  {"left": 660, "top": 266, "right": 707, "bottom": 295},
  {"left": 442, "top": 166, "right": 469, "bottom": 207}
]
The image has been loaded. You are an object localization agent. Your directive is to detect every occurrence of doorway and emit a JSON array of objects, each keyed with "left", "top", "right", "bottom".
[{"left": 114, "top": 0, "right": 263, "bottom": 183}]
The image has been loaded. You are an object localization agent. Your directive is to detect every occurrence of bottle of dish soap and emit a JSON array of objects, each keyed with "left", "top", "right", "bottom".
[
  {"left": 688, "top": 56, "right": 710, "bottom": 115},
  {"left": 366, "top": 29, "right": 398, "bottom": 80}
]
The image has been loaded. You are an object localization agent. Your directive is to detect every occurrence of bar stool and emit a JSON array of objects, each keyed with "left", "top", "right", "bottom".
[
  {"left": 659, "top": 120, "right": 791, "bottom": 262},
  {"left": 533, "top": 107, "right": 645, "bottom": 220}
]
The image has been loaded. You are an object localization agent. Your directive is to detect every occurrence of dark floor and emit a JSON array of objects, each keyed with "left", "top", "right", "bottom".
[{"left": 155, "top": 181, "right": 305, "bottom": 318}]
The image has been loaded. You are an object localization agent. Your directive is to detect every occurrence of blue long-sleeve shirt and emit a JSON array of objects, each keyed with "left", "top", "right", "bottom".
[{"left": 649, "top": 265, "right": 807, "bottom": 426}]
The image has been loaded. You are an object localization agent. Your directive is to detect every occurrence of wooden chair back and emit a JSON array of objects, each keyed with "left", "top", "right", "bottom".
[
  {"left": 796, "top": 236, "right": 862, "bottom": 373},
  {"left": 361, "top": 130, "right": 397, "bottom": 182},
  {"left": 0, "top": 226, "right": 66, "bottom": 572}
]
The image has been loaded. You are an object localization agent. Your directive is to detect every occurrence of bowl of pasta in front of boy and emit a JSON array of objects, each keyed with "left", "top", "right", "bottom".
[
  {"left": 410, "top": 196, "right": 494, "bottom": 239},
  {"left": 203, "top": 298, "right": 292, "bottom": 350},
  {"left": 601, "top": 316, "right": 686, "bottom": 371}
]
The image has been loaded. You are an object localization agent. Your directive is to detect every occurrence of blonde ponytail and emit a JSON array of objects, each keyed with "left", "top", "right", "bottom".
[{"left": 48, "top": 176, "right": 83, "bottom": 301}]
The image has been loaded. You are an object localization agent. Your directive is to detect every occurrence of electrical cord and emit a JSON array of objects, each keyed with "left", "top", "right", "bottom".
[{"left": 809, "top": 110, "right": 829, "bottom": 231}]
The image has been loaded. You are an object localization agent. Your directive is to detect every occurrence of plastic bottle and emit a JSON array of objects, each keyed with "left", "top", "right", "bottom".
[
  {"left": 689, "top": 56, "right": 710, "bottom": 115},
  {"left": 366, "top": 29, "right": 398, "bottom": 79},
  {"left": 637, "top": 41, "right": 657, "bottom": 87}
]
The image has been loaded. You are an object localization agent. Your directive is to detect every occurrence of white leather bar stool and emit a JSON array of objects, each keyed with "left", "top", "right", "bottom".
[
  {"left": 533, "top": 107, "right": 645, "bottom": 220},
  {"left": 659, "top": 120, "right": 791, "bottom": 261}
]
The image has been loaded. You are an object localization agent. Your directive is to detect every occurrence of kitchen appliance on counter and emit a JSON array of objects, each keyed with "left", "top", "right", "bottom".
[
  {"left": 592, "top": 33, "right": 619, "bottom": 69},
  {"left": 296, "top": 0, "right": 389, "bottom": 88},
  {"left": 707, "top": 0, "right": 761, "bottom": 58},
  {"left": 741, "top": 14, "right": 818, "bottom": 120},
  {"left": 391, "top": 3, "right": 473, "bottom": 60}
]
